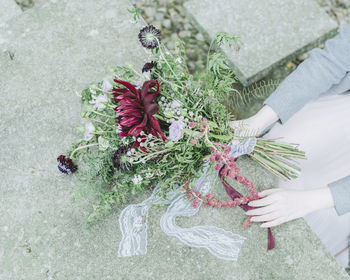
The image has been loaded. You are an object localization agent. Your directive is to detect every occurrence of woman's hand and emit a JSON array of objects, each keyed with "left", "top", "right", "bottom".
[
  {"left": 245, "top": 187, "right": 335, "bottom": 228},
  {"left": 229, "top": 105, "right": 280, "bottom": 137}
]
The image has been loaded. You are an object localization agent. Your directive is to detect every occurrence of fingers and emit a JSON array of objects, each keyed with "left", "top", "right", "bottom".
[
  {"left": 260, "top": 217, "right": 286, "bottom": 228},
  {"left": 246, "top": 204, "right": 276, "bottom": 216},
  {"left": 258, "top": 188, "right": 283, "bottom": 198},
  {"left": 247, "top": 195, "right": 277, "bottom": 207},
  {"left": 250, "top": 211, "right": 281, "bottom": 223}
]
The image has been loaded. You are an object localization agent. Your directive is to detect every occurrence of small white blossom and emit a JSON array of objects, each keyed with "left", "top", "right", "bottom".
[
  {"left": 84, "top": 122, "right": 95, "bottom": 141},
  {"left": 135, "top": 71, "right": 151, "bottom": 89},
  {"left": 140, "top": 131, "right": 145, "bottom": 136},
  {"left": 101, "top": 79, "right": 113, "bottom": 91},
  {"left": 90, "top": 94, "right": 108, "bottom": 111},
  {"left": 98, "top": 136, "right": 109, "bottom": 151},
  {"left": 116, "top": 125, "right": 122, "bottom": 134},
  {"left": 131, "top": 148, "right": 135, "bottom": 153},
  {"left": 89, "top": 88, "right": 96, "bottom": 95},
  {"left": 132, "top": 174, "right": 143, "bottom": 185},
  {"left": 171, "top": 100, "right": 182, "bottom": 109},
  {"left": 148, "top": 134, "right": 153, "bottom": 139},
  {"left": 150, "top": 142, "right": 155, "bottom": 147},
  {"left": 175, "top": 57, "right": 182, "bottom": 64},
  {"left": 189, "top": 111, "right": 194, "bottom": 117},
  {"left": 127, "top": 151, "right": 132, "bottom": 156}
]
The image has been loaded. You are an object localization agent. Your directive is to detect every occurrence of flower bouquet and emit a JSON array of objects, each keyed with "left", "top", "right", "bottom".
[{"left": 58, "top": 24, "right": 306, "bottom": 253}]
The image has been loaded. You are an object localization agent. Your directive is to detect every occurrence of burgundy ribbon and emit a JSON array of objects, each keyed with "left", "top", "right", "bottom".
[{"left": 219, "top": 172, "right": 275, "bottom": 251}]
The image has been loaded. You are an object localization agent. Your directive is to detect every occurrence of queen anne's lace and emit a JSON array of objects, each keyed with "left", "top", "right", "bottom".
[{"left": 118, "top": 138, "right": 256, "bottom": 260}]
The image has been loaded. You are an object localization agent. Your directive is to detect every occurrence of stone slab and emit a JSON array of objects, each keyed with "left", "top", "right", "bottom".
[
  {"left": 0, "top": 0, "right": 349, "bottom": 279},
  {"left": 184, "top": 0, "right": 338, "bottom": 86},
  {"left": 0, "top": 0, "right": 21, "bottom": 24}
]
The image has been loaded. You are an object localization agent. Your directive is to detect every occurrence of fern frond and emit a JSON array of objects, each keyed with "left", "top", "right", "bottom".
[{"left": 240, "top": 79, "right": 280, "bottom": 105}]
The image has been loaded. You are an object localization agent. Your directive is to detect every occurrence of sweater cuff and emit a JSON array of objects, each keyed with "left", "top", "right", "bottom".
[
  {"left": 327, "top": 175, "right": 350, "bottom": 216},
  {"left": 263, "top": 92, "right": 297, "bottom": 125}
]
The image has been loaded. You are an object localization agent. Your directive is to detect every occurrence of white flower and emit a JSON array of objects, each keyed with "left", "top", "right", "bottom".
[
  {"left": 116, "top": 125, "right": 122, "bottom": 134},
  {"left": 171, "top": 100, "right": 182, "bottom": 109},
  {"left": 98, "top": 136, "right": 109, "bottom": 151},
  {"left": 169, "top": 120, "right": 186, "bottom": 142},
  {"left": 101, "top": 79, "right": 113, "bottom": 91},
  {"left": 84, "top": 122, "right": 95, "bottom": 141},
  {"left": 135, "top": 71, "right": 151, "bottom": 89},
  {"left": 132, "top": 174, "right": 143, "bottom": 185},
  {"left": 175, "top": 57, "right": 182, "bottom": 64},
  {"left": 89, "top": 88, "right": 96, "bottom": 95},
  {"left": 90, "top": 94, "right": 108, "bottom": 111}
]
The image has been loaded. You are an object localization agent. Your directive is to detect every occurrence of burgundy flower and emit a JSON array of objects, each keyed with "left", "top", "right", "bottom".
[
  {"left": 142, "top": 61, "right": 157, "bottom": 73},
  {"left": 113, "top": 79, "right": 166, "bottom": 143},
  {"left": 57, "top": 155, "right": 77, "bottom": 174},
  {"left": 112, "top": 146, "right": 131, "bottom": 171}
]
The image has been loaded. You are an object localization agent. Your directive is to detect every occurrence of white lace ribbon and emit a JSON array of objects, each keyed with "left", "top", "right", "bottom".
[{"left": 118, "top": 138, "right": 256, "bottom": 260}]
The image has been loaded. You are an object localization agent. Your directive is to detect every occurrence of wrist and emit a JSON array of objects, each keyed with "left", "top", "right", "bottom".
[
  {"left": 306, "top": 187, "right": 335, "bottom": 213},
  {"left": 253, "top": 105, "right": 280, "bottom": 129}
]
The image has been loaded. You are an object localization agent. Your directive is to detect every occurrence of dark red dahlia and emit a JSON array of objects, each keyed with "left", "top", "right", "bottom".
[
  {"left": 113, "top": 79, "right": 166, "bottom": 143},
  {"left": 57, "top": 155, "right": 77, "bottom": 175}
]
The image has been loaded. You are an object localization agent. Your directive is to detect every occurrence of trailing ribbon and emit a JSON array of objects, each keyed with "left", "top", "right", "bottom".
[
  {"left": 118, "top": 137, "right": 271, "bottom": 260},
  {"left": 220, "top": 137, "right": 275, "bottom": 250},
  {"left": 159, "top": 161, "right": 246, "bottom": 261},
  {"left": 118, "top": 161, "right": 246, "bottom": 260}
]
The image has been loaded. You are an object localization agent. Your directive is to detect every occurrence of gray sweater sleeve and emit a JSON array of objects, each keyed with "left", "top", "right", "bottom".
[
  {"left": 263, "top": 23, "right": 350, "bottom": 124},
  {"left": 262, "top": 23, "right": 350, "bottom": 216}
]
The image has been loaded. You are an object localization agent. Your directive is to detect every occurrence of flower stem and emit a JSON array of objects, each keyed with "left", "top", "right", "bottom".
[
  {"left": 70, "top": 143, "right": 99, "bottom": 159},
  {"left": 87, "top": 109, "right": 115, "bottom": 119}
]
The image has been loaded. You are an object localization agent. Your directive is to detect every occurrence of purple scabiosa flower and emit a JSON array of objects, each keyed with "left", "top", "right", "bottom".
[
  {"left": 138, "top": 25, "right": 161, "bottom": 49},
  {"left": 112, "top": 146, "right": 131, "bottom": 171},
  {"left": 169, "top": 120, "right": 186, "bottom": 142},
  {"left": 142, "top": 61, "right": 157, "bottom": 73},
  {"left": 57, "top": 155, "right": 77, "bottom": 174}
]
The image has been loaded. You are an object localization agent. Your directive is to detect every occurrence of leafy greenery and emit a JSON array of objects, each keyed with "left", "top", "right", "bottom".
[{"left": 67, "top": 31, "right": 304, "bottom": 224}]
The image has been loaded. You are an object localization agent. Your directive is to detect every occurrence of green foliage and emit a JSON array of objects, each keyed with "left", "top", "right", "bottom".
[{"left": 68, "top": 30, "right": 278, "bottom": 223}]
